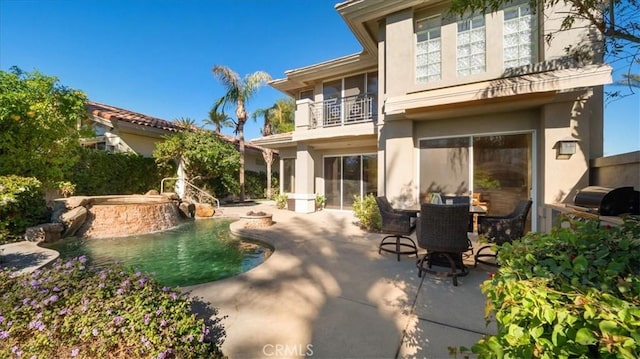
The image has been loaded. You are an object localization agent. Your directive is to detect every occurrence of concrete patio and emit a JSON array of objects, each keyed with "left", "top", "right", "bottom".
[
  {"left": 188, "top": 202, "right": 498, "bottom": 358},
  {"left": 0, "top": 201, "right": 499, "bottom": 358}
]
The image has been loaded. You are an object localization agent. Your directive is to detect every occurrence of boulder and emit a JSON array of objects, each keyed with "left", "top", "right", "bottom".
[
  {"left": 179, "top": 202, "right": 196, "bottom": 218},
  {"left": 195, "top": 203, "right": 215, "bottom": 217},
  {"left": 145, "top": 189, "right": 160, "bottom": 195},
  {"left": 24, "top": 223, "right": 64, "bottom": 243},
  {"left": 63, "top": 196, "right": 91, "bottom": 210},
  {"left": 50, "top": 200, "right": 67, "bottom": 223},
  {"left": 60, "top": 206, "right": 88, "bottom": 237}
]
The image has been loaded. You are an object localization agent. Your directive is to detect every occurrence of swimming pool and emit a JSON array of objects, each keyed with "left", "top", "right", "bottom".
[{"left": 43, "top": 219, "right": 272, "bottom": 287}]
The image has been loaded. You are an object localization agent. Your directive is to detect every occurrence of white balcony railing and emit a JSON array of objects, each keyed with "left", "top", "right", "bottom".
[{"left": 308, "top": 94, "right": 377, "bottom": 128}]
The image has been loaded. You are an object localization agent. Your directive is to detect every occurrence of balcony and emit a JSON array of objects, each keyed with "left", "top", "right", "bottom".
[{"left": 307, "top": 94, "right": 377, "bottom": 128}]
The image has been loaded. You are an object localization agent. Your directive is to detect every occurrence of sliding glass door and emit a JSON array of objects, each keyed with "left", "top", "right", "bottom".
[
  {"left": 419, "top": 137, "right": 470, "bottom": 201},
  {"left": 473, "top": 134, "right": 532, "bottom": 217},
  {"left": 419, "top": 133, "right": 533, "bottom": 221},
  {"left": 324, "top": 154, "right": 377, "bottom": 210}
]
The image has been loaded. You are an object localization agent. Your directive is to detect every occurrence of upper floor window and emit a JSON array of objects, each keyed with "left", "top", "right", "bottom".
[
  {"left": 457, "top": 15, "right": 486, "bottom": 76},
  {"left": 415, "top": 16, "right": 441, "bottom": 83},
  {"left": 503, "top": 4, "right": 536, "bottom": 68},
  {"left": 299, "top": 89, "right": 314, "bottom": 101}
]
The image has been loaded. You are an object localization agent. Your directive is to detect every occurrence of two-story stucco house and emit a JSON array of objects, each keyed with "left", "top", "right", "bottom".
[{"left": 253, "top": 0, "right": 612, "bottom": 232}]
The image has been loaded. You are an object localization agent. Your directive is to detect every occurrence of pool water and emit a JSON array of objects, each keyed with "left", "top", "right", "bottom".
[{"left": 43, "top": 219, "right": 272, "bottom": 287}]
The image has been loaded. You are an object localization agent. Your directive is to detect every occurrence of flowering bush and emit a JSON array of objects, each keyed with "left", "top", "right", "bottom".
[
  {"left": 0, "top": 256, "right": 226, "bottom": 358},
  {"left": 473, "top": 217, "right": 640, "bottom": 358}
]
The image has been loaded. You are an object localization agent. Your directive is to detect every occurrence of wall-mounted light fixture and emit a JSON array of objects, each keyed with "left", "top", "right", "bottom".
[{"left": 554, "top": 137, "right": 579, "bottom": 159}]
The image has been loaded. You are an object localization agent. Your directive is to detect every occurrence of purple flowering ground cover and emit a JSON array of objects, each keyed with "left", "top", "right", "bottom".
[{"left": 0, "top": 256, "right": 226, "bottom": 358}]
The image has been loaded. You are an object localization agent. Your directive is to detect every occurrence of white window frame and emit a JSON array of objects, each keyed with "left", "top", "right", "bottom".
[
  {"left": 415, "top": 15, "right": 442, "bottom": 83},
  {"left": 503, "top": 4, "right": 537, "bottom": 69},
  {"left": 456, "top": 14, "right": 486, "bottom": 76}
]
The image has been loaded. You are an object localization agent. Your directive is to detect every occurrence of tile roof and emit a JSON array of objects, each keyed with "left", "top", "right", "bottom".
[
  {"left": 86, "top": 100, "right": 270, "bottom": 152},
  {"left": 86, "top": 101, "right": 188, "bottom": 133}
]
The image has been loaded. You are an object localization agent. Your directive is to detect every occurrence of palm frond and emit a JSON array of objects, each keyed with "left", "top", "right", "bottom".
[
  {"left": 242, "top": 71, "right": 272, "bottom": 100},
  {"left": 211, "top": 65, "right": 240, "bottom": 90}
]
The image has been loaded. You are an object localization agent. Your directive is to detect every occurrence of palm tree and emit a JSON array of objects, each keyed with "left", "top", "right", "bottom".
[
  {"left": 251, "top": 98, "right": 296, "bottom": 200},
  {"left": 203, "top": 108, "right": 232, "bottom": 133},
  {"left": 211, "top": 65, "right": 271, "bottom": 202},
  {"left": 252, "top": 107, "right": 275, "bottom": 199},
  {"left": 173, "top": 117, "right": 198, "bottom": 131},
  {"left": 269, "top": 98, "right": 295, "bottom": 134}
]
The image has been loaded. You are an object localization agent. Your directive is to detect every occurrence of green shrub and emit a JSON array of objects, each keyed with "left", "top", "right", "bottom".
[
  {"left": 153, "top": 130, "right": 239, "bottom": 198},
  {"left": 71, "top": 149, "right": 174, "bottom": 195},
  {"left": 473, "top": 216, "right": 640, "bottom": 358},
  {"left": 0, "top": 175, "right": 47, "bottom": 244},
  {"left": 315, "top": 194, "right": 326, "bottom": 209},
  {"left": 352, "top": 194, "right": 381, "bottom": 231},
  {"left": 0, "top": 256, "right": 226, "bottom": 358},
  {"left": 243, "top": 171, "right": 279, "bottom": 199},
  {"left": 274, "top": 192, "right": 287, "bottom": 209}
]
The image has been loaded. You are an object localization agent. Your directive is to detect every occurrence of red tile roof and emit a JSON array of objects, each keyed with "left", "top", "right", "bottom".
[
  {"left": 86, "top": 101, "right": 189, "bottom": 132},
  {"left": 85, "top": 100, "right": 270, "bottom": 152}
]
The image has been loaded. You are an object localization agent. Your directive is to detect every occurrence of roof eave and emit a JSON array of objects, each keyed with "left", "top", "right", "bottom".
[
  {"left": 269, "top": 52, "right": 377, "bottom": 95},
  {"left": 335, "top": 0, "right": 432, "bottom": 56}
]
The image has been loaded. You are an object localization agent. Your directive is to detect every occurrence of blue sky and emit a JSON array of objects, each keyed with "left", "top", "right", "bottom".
[{"left": 1, "top": 0, "right": 638, "bottom": 155}]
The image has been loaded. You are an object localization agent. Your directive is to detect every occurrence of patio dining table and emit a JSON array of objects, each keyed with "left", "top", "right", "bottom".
[{"left": 405, "top": 203, "right": 487, "bottom": 215}]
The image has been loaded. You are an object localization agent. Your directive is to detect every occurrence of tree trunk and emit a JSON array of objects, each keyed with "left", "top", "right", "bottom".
[
  {"left": 263, "top": 149, "right": 274, "bottom": 199},
  {"left": 238, "top": 126, "right": 245, "bottom": 202},
  {"left": 237, "top": 101, "right": 246, "bottom": 202}
]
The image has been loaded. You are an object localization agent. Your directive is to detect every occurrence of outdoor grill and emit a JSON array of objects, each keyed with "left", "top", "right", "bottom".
[{"left": 571, "top": 186, "right": 640, "bottom": 216}]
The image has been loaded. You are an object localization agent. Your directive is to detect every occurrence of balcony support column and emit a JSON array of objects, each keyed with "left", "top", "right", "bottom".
[
  {"left": 293, "top": 143, "right": 316, "bottom": 213},
  {"left": 295, "top": 99, "right": 314, "bottom": 131}
]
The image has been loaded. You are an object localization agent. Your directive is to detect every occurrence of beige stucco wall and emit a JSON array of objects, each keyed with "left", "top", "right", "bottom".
[
  {"left": 590, "top": 151, "right": 640, "bottom": 190},
  {"left": 118, "top": 131, "right": 161, "bottom": 157},
  {"left": 378, "top": 119, "right": 416, "bottom": 207},
  {"left": 244, "top": 151, "right": 268, "bottom": 173},
  {"left": 539, "top": 89, "right": 602, "bottom": 207},
  {"left": 540, "top": 102, "right": 590, "bottom": 205},
  {"left": 381, "top": 1, "right": 599, "bottom": 98},
  {"left": 542, "top": 3, "right": 602, "bottom": 64}
]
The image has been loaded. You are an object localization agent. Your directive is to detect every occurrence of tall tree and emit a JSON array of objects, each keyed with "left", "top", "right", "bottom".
[
  {"left": 173, "top": 117, "right": 198, "bottom": 131},
  {"left": 252, "top": 107, "right": 275, "bottom": 199},
  {"left": 211, "top": 65, "right": 271, "bottom": 202},
  {"left": 0, "top": 66, "right": 88, "bottom": 188},
  {"left": 252, "top": 98, "right": 295, "bottom": 199},
  {"left": 450, "top": 0, "right": 639, "bottom": 96},
  {"left": 203, "top": 109, "right": 232, "bottom": 134},
  {"left": 269, "top": 98, "right": 296, "bottom": 134}
]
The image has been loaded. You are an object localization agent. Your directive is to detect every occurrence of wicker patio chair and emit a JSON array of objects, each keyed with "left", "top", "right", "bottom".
[
  {"left": 474, "top": 199, "right": 532, "bottom": 267},
  {"left": 376, "top": 196, "right": 418, "bottom": 261},
  {"left": 416, "top": 203, "right": 471, "bottom": 286},
  {"left": 442, "top": 195, "right": 475, "bottom": 236}
]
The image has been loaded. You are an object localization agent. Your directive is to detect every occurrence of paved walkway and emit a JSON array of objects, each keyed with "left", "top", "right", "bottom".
[
  {"left": 0, "top": 241, "right": 58, "bottom": 276},
  {"left": 189, "top": 203, "right": 498, "bottom": 358},
  {"left": 0, "top": 202, "right": 498, "bottom": 358}
]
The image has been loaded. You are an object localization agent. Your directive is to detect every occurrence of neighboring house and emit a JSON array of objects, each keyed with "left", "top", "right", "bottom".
[
  {"left": 84, "top": 100, "right": 271, "bottom": 174},
  {"left": 84, "top": 101, "right": 185, "bottom": 157},
  {"left": 252, "top": 0, "right": 613, "bottom": 233}
]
